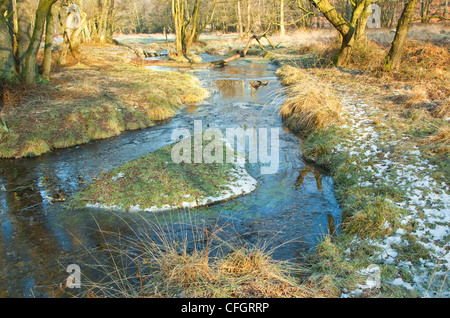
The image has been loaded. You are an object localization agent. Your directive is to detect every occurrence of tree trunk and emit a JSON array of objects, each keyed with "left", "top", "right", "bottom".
[
  {"left": 171, "top": 0, "right": 203, "bottom": 57},
  {"left": 280, "top": 0, "right": 286, "bottom": 37},
  {"left": 0, "top": 0, "right": 19, "bottom": 82},
  {"left": 246, "top": 0, "right": 251, "bottom": 35},
  {"left": 99, "top": 0, "right": 114, "bottom": 43},
  {"left": 193, "top": 0, "right": 216, "bottom": 43},
  {"left": 172, "top": 0, "right": 184, "bottom": 57},
  {"left": 309, "top": 0, "right": 353, "bottom": 65},
  {"left": 355, "top": 0, "right": 372, "bottom": 41},
  {"left": 385, "top": 0, "right": 418, "bottom": 71},
  {"left": 182, "top": 0, "right": 200, "bottom": 54},
  {"left": 420, "top": 0, "right": 432, "bottom": 24},
  {"left": 309, "top": 0, "right": 370, "bottom": 66},
  {"left": 237, "top": 0, "right": 243, "bottom": 36},
  {"left": 23, "top": 0, "right": 57, "bottom": 85},
  {"left": 11, "top": 0, "right": 19, "bottom": 73},
  {"left": 42, "top": 6, "right": 54, "bottom": 80},
  {"left": 17, "top": 0, "right": 38, "bottom": 72},
  {"left": 443, "top": 0, "right": 448, "bottom": 17},
  {"left": 103, "top": 0, "right": 114, "bottom": 43}
]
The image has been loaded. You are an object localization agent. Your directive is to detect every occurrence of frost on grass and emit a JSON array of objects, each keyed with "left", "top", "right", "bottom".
[{"left": 330, "top": 86, "right": 449, "bottom": 297}]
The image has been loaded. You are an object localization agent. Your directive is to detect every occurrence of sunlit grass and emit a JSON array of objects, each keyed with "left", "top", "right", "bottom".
[{"left": 276, "top": 65, "right": 342, "bottom": 135}]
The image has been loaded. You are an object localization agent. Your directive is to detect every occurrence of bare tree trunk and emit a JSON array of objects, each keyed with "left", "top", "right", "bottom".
[
  {"left": 420, "top": 0, "right": 432, "bottom": 24},
  {"left": 23, "top": 0, "right": 57, "bottom": 85},
  {"left": 355, "top": 0, "right": 372, "bottom": 41},
  {"left": 246, "top": 0, "right": 251, "bottom": 35},
  {"left": 172, "top": 0, "right": 184, "bottom": 57},
  {"left": 444, "top": 0, "right": 448, "bottom": 17},
  {"left": 309, "top": 0, "right": 353, "bottom": 66},
  {"left": 11, "top": 0, "right": 19, "bottom": 73},
  {"left": 193, "top": 0, "right": 216, "bottom": 43},
  {"left": 309, "top": 0, "right": 368, "bottom": 66},
  {"left": 42, "top": 6, "right": 54, "bottom": 80},
  {"left": 280, "top": 0, "right": 286, "bottom": 37},
  {"left": 103, "top": 0, "right": 114, "bottom": 43},
  {"left": 0, "top": 0, "right": 19, "bottom": 82},
  {"left": 183, "top": 0, "right": 200, "bottom": 54},
  {"left": 237, "top": 0, "right": 243, "bottom": 36},
  {"left": 171, "top": 0, "right": 203, "bottom": 57},
  {"left": 385, "top": 0, "right": 418, "bottom": 71},
  {"left": 98, "top": 0, "right": 114, "bottom": 43},
  {"left": 17, "top": 0, "right": 38, "bottom": 72}
]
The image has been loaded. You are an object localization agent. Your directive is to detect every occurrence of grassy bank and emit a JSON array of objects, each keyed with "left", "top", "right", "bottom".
[
  {"left": 274, "top": 38, "right": 449, "bottom": 297},
  {"left": 0, "top": 43, "right": 208, "bottom": 159},
  {"left": 69, "top": 135, "right": 257, "bottom": 212}
]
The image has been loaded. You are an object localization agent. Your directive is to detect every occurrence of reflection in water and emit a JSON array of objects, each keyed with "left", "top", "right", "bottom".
[
  {"left": 215, "top": 80, "right": 246, "bottom": 98},
  {"left": 215, "top": 79, "right": 272, "bottom": 99},
  {"left": 294, "top": 166, "right": 323, "bottom": 191},
  {"left": 184, "top": 104, "right": 198, "bottom": 113}
]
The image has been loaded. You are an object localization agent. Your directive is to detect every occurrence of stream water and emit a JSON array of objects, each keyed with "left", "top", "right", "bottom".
[{"left": 0, "top": 54, "right": 340, "bottom": 297}]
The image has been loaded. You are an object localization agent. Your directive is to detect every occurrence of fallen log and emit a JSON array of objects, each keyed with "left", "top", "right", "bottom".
[{"left": 132, "top": 34, "right": 271, "bottom": 69}]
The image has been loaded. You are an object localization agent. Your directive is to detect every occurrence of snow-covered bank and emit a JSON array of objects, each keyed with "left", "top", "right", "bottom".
[{"left": 331, "top": 86, "right": 449, "bottom": 297}]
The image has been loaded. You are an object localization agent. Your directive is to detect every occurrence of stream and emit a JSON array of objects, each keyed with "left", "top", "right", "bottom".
[{"left": 0, "top": 53, "right": 340, "bottom": 297}]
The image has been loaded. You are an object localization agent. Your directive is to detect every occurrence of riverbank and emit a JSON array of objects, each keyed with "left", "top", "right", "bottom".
[
  {"left": 0, "top": 43, "right": 208, "bottom": 159},
  {"left": 275, "top": 38, "right": 449, "bottom": 297}
]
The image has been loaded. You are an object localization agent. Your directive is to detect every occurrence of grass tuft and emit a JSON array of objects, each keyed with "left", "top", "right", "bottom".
[
  {"left": 276, "top": 65, "right": 342, "bottom": 135},
  {"left": 72, "top": 212, "right": 324, "bottom": 298}
]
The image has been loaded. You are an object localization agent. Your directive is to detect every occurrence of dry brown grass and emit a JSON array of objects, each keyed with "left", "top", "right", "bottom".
[
  {"left": 0, "top": 44, "right": 208, "bottom": 158},
  {"left": 433, "top": 97, "right": 450, "bottom": 119},
  {"left": 77, "top": 213, "right": 327, "bottom": 298},
  {"left": 346, "top": 39, "right": 386, "bottom": 71},
  {"left": 154, "top": 246, "right": 321, "bottom": 298},
  {"left": 402, "top": 41, "right": 450, "bottom": 73},
  {"left": 388, "top": 85, "right": 431, "bottom": 110},
  {"left": 276, "top": 65, "right": 342, "bottom": 134},
  {"left": 427, "top": 126, "right": 450, "bottom": 155},
  {"left": 429, "top": 126, "right": 450, "bottom": 143}
]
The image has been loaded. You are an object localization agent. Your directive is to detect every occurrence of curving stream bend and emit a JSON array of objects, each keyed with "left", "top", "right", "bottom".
[{"left": 0, "top": 54, "right": 340, "bottom": 297}]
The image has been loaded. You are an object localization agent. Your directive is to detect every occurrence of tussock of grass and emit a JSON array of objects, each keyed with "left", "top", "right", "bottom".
[
  {"left": 344, "top": 196, "right": 405, "bottom": 239},
  {"left": 75, "top": 213, "right": 323, "bottom": 298},
  {"left": 432, "top": 98, "right": 450, "bottom": 119},
  {"left": 391, "top": 86, "right": 430, "bottom": 109},
  {"left": 276, "top": 65, "right": 342, "bottom": 135},
  {"left": 427, "top": 127, "right": 450, "bottom": 155}
]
